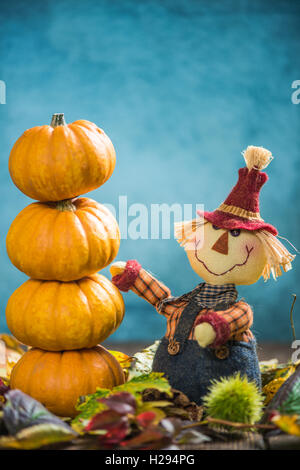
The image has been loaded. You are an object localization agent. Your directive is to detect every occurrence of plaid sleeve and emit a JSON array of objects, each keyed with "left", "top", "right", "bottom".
[
  {"left": 194, "top": 301, "right": 253, "bottom": 347},
  {"left": 131, "top": 268, "right": 171, "bottom": 307},
  {"left": 219, "top": 301, "right": 253, "bottom": 337},
  {"left": 112, "top": 259, "right": 171, "bottom": 308}
]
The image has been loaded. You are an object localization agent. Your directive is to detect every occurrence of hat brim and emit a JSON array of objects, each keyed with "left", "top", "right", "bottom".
[{"left": 197, "top": 210, "right": 278, "bottom": 236}]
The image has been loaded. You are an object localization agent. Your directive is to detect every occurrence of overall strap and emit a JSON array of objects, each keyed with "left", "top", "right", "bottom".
[{"left": 167, "top": 300, "right": 200, "bottom": 355}]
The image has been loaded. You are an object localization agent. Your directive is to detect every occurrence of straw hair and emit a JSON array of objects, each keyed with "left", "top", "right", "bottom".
[
  {"left": 174, "top": 217, "right": 207, "bottom": 248},
  {"left": 242, "top": 145, "right": 273, "bottom": 171},
  {"left": 255, "top": 230, "right": 295, "bottom": 281}
]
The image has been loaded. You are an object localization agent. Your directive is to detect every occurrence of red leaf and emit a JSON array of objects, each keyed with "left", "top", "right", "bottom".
[
  {"left": 85, "top": 410, "right": 123, "bottom": 432},
  {"left": 136, "top": 411, "right": 156, "bottom": 428},
  {"left": 98, "top": 418, "right": 129, "bottom": 446},
  {"left": 98, "top": 392, "right": 136, "bottom": 415}
]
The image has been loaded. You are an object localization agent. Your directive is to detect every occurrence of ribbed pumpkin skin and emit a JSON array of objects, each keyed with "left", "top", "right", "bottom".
[
  {"left": 6, "top": 197, "right": 120, "bottom": 281},
  {"left": 10, "top": 346, "right": 125, "bottom": 417},
  {"left": 9, "top": 119, "right": 116, "bottom": 202},
  {"left": 6, "top": 274, "right": 125, "bottom": 351}
]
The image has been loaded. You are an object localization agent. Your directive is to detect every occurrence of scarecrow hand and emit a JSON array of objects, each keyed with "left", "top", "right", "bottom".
[
  {"left": 194, "top": 323, "right": 216, "bottom": 348},
  {"left": 110, "top": 261, "right": 126, "bottom": 277}
]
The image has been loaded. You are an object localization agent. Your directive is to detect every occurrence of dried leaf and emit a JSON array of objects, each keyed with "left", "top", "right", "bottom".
[{"left": 127, "top": 341, "right": 160, "bottom": 379}]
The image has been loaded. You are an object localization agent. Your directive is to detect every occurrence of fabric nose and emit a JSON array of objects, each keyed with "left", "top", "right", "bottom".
[{"left": 211, "top": 231, "right": 229, "bottom": 255}]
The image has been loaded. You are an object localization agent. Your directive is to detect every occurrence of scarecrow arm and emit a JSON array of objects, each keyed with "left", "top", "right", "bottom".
[
  {"left": 111, "top": 260, "right": 172, "bottom": 309},
  {"left": 194, "top": 302, "right": 253, "bottom": 348}
]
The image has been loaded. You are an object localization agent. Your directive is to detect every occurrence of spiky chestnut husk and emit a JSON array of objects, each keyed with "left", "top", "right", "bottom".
[{"left": 202, "top": 373, "right": 264, "bottom": 428}]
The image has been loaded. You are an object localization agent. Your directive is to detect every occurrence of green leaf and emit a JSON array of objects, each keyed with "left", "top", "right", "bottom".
[
  {"left": 279, "top": 377, "right": 300, "bottom": 416},
  {"left": 0, "top": 423, "right": 77, "bottom": 450},
  {"left": 113, "top": 373, "right": 172, "bottom": 397},
  {"left": 72, "top": 390, "right": 110, "bottom": 433}
]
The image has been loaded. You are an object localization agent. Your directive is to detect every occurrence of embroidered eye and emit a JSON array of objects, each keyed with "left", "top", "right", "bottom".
[
  {"left": 230, "top": 229, "right": 241, "bottom": 237},
  {"left": 212, "top": 225, "right": 220, "bottom": 230}
]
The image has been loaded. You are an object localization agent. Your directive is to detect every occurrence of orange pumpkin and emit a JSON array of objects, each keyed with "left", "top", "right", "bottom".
[
  {"left": 9, "top": 113, "right": 116, "bottom": 202},
  {"left": 10, "top": 346, "right": 125, "bottom": 417},
  {"left": 6, "top": 273, "right": 124, "bottom": 351},
  {"left": 6, "top": 197, "right": 120, "bottom": 281}
]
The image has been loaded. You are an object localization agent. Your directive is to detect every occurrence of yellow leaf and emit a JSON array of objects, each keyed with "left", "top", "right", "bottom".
[
  {"left": 272, "top": 414, "right": 300, "bottom": 437},
  {"left": 0, "top": 334, "right": 27, "bottom": 355},
  {"left": 0, "top": 423, "right": 76, "bottom": 450},
  {"left": 0, "top": 334, "right": 26, "bottom": 382},
  {"left": 262, "top": 365, "right": 296, "bottom": 405},
  {"left": 108, "top": 350, "right": 133, "bottom": 370}
]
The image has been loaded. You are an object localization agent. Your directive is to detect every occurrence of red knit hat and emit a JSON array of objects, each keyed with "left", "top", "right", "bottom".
[{"left": 197, "top": 146, "right": 278, "bottom": 236}]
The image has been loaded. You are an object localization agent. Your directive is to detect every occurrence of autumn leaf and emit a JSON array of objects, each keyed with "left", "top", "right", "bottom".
[
  {"left": 262, "top": 363, "right": 297, "bottom": 405},
  {"left": 136, "top": 402, "right": 167, "bottom": 426},
  {"left": 120, "top": 428, "right": 171, "bottom": 450},
  {"left": 113, "top": 373, "right": 172, "bottom": 397},
  {"left": 0, "top": 390, "right": 77, "bottom": 450},
  {"left": 136, "top": 411, "right": 156, "bottom": 428},
  {"left": 271, "top": 414, "right": 300, "bottom": 437},
  {"left": 3, "top": 390, "right": 75, "bottom": 434},
  {"left": 0, "top": 423, "right": 77, "bottom": 450},
  {"left": 98, "top": 392, "right": 136, "bottom": 415},
  {"left": 108, "top": 350, "right": 133, "bottom": 371},
  {"left": 127, "top": 341, "right": 160, "bottom": 379},
  {"left": 72, "top": 372, "right": 172, "bottom": 432},
  {"left": 0, "top": 334, "right": 27, "bottom": 356},
  {"left": 0, "top": 334, "right": 26, "bottom": 382}
]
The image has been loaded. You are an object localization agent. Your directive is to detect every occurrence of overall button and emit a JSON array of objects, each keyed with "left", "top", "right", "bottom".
[
  {"left": 215, "top": 345, "right": 229, "bottom": 360},
  {"left": 168, "top": 339, "right": 180, "bottom": 355}
]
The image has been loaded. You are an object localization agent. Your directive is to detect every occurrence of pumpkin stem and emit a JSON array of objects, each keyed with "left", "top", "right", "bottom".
[
  {"left": 56, "top": 199, "right": 76, "bottom": 212},
  {"left": 50, "top": 113, "right": 66, "bottom": 128}
]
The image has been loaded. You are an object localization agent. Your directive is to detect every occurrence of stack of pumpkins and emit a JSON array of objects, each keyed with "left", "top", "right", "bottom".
[{"left": 5, "top": 113, "right": 126, "bottom": 417}]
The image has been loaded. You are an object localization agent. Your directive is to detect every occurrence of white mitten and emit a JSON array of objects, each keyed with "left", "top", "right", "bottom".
[
  {"left": 110, "top": 261, "right": 126, "bottom": 277},
  {"left": 194, "top": 322, "right": 216, "bottom": 347}
]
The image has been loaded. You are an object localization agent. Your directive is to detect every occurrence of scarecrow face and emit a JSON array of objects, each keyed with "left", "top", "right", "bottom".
[{"left": 186, "top": 221, "right": 267, "bottom": 285}]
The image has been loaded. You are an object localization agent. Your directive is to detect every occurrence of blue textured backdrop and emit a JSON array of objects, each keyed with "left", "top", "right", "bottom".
[{"left": 1, "top": 0, "right": 300, "bottom": 343}]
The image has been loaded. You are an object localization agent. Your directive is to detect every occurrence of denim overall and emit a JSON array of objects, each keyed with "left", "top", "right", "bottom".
[{"left": 152, "top": 299, "right": 261, "bottom": 405}]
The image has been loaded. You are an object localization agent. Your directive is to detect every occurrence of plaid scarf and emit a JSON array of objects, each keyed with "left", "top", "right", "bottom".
[{"left": 159, "top": 282, "right": 238, "bottom": 309}]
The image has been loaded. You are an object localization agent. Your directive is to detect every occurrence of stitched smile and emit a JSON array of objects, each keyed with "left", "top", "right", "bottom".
[{"left": 194, "top": 243, "right": 254, "bottom": 276}]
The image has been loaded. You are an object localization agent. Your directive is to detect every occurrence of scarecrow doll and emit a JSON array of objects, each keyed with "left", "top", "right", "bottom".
[{"left": 110, "top": 146, "right": 295, "bottom": 404}]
